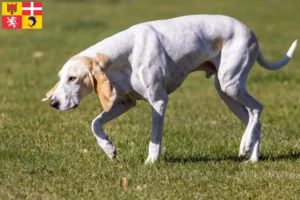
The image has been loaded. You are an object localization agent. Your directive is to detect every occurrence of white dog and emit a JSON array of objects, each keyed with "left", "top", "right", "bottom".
[{"left": 43, "top": 15, "right": 297, "bottom": 163}]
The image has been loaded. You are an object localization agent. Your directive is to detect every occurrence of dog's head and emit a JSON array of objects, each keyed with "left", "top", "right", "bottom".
[{"left": 42, "top": 55, "right": 114, "bottom": 112}]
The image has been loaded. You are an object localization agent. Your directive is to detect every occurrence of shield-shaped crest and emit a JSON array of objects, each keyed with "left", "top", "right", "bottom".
[{"left": 7, "top": 3, "right": 17, "bottom": 15}]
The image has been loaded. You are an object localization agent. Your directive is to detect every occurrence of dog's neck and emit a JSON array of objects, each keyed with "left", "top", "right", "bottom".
[{"left": 78, "top": 30, "right": 134, "bottom": 68}]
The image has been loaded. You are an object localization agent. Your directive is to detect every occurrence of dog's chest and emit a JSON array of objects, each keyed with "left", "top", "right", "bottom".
[
  {"left": 165, "top": 68, "right": 191, "bottom": 94},
  {"left": 165, "top": 61, "right": 216, "bottom": 94}
]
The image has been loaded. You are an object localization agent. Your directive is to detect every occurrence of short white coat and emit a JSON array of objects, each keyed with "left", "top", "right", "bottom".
[{"left": 44, "top": 15, "right": 297, "bottom": 163}]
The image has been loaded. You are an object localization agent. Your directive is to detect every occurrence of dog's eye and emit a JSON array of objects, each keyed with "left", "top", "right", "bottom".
[{"left": 68, "top": 76, "right": 77, "bottom": 82}]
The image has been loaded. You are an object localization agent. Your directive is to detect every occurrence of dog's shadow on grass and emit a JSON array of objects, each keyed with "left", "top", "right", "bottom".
[{"left": 164, "top": 151, "right": 300, "bottom": 163}]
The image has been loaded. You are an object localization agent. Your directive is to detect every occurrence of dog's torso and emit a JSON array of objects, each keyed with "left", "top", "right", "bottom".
[
  {"left": 79, "top": 15, "right": 252, "bottom": 100},
  {"left": 46, "top": 14, "right": 297, "bottom": 164}
]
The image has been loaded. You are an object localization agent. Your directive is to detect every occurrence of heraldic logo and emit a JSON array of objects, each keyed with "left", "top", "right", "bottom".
[{"left": 2, "top": 2, "right": 42, "bottom": 29}]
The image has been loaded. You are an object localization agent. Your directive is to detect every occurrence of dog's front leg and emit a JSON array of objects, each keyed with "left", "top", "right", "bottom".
[
  {"left": 92, "top": 99, "right": 136, "bottom": 160},
  {"left": 145, "top": 94, "right": 168, "bottom": 164}
]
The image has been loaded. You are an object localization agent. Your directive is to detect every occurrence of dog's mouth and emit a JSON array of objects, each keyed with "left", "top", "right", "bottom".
[
  {"left": 56, "top": 104, "right": 78, "bottom": 112},
  {"left": 67, "top": 104, "right": 78, "bottom": 110}
]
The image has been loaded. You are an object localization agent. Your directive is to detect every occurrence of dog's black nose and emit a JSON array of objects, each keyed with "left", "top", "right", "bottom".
[{"left": 50, "top": 99, "right": 60, "bottom": 109}]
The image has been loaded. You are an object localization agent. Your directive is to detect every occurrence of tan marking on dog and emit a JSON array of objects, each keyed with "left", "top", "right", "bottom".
[
  {"left": 92, "top": 61, "right": 114, "bottom": 112},
  {"left": 76, "top": 56, "right": 113, "bottom": 112},
  {"left": 43, "top": 55, "right": 114, "bottom": 111},
  {"left": 212, "top": 37, "right": 225, "bottom": 51},
  {"left": 70, "top": 54, "right": 111, "bottom": 71},
  {"left": 82, "top": 75, "right": 93, "bottom": 88},
  {"left": 73, "top": 56, "right": 114, "bottom": 111},
  {"left": 42, "top": 81, "right": 60, "bottom": 101},
  {"left": 95, "top": 53, "right": 111, "bottom": 71}
]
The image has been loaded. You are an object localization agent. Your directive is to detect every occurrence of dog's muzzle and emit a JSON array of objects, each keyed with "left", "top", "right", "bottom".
[{"left": 50, "top": 98, "right": 60, "bottom": 109}]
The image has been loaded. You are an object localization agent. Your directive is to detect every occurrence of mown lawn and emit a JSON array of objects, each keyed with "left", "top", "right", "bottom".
[{"left": 1, "top": 0, "right": 300, "bottom": 199}]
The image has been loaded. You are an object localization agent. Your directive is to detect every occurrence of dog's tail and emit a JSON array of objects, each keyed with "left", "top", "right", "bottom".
[{"left": 257, "top": 40, "right": 297, "bottom": 70}]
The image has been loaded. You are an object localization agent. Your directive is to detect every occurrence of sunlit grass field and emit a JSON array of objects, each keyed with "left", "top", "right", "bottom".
[{"left": 1, "top": 0, "right": 300, "bottom": 199}]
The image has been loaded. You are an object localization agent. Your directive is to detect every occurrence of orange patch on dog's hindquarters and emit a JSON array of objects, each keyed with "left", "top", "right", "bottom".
[{"left": 212, "top": 37, "right": 225, "bottom": 51}]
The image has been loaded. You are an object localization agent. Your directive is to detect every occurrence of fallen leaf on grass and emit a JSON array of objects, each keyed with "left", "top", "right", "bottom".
[
  {"left": 120, "top": 177, "right": 128, "bottom": 190},
  {"left": 33, "top": 51, "right": 44, "bottom": 58},
  {"left": 116, "top": 162, "right": 123, "bottom": 169},
  {"left": 209, "top": 120, "right": 217, "bottom": 125},
  {"left": 0, "top": 113, "right": 5, "bottom": 121},
  {"left": 134, "top": 185, "right": 142, "bottom": 191},
  {"left": 79, "top": 149, "right": 88, "bottom": 153}
]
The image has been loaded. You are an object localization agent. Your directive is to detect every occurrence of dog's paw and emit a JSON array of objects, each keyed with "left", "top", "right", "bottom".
[
  {"left": 239, "top": 143, "right": 247, "bottom": 157},
  {"left": 103, "top": 144, "right": 117, "bottom": 160},
  {"left": 245, "top": 156, "right": 258, "bottom": 163},
  {"left": 239, "top": 137, "right": 253, "bottom": 157},
  {"left": 145, "top": 156, "right": 159, "bottom": 165},
  {"left": 238, "top": 150, "right": 246, "bottom": 157}
]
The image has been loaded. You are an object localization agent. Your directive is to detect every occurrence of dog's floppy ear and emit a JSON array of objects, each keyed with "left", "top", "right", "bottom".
[
  {"left": 42, "top": 81, "right": 60, "bottom": 101},
  {"left": 90, "top": 56, "right": 114, "bottom": 112}
]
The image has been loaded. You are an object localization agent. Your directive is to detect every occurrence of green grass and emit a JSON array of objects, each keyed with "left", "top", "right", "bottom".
[{"left": 1, "top": 0, "right": 300, "bottom": 199}]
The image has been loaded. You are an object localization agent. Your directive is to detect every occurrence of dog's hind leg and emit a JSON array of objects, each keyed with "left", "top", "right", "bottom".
[
  {"left": 235, "top": 88, "right": 262, "bottom": 163},
  {"left": 214, "top": 77, "right": 261, "bottom": 159},
  {"left": 218, "top": 77, "right": 262, "bottom": 163},
  {"left": 217, "top": 41, "right": 262, "bottom": 162},
  {"left": 92, "top": 97, "right": 136, "bottom": 160}
]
